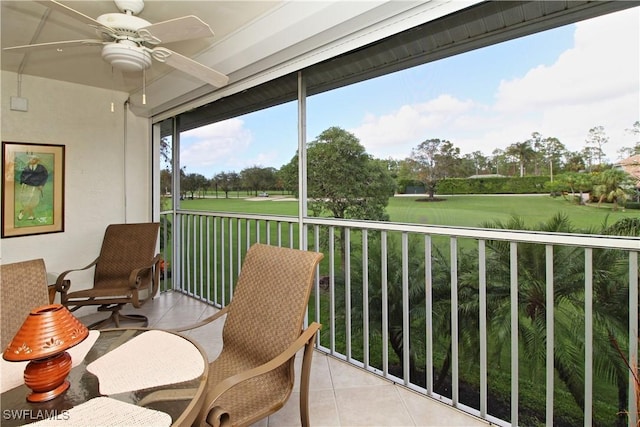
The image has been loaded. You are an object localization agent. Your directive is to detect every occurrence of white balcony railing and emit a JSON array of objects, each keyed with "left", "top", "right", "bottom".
[{"left": 160, "top": 210, "right": 639, "bottom": 427}]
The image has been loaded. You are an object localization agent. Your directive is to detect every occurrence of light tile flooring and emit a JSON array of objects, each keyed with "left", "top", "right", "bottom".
[{"left": 74, "top": 291, "right": 489, "bottom": 427}]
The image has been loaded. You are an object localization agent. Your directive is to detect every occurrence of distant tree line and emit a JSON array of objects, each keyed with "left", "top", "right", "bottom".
[
  {"left": 160, "top": 121, "right": 639, "bottom": 205},
  {"left": 160, "top": 165, "right": 284, "bottom": 200}
]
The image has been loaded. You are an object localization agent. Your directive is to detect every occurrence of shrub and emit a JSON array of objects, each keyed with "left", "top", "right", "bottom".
[{"left": 436, "top": 176, "right": 549, "bottom": 194}]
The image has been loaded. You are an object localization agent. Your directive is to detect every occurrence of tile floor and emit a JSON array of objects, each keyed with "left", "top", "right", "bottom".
[{"left": 74, "top": 291, "right": 490, "bottom": 427}]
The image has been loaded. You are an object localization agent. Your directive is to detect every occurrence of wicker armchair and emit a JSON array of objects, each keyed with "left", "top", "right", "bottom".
[
  {"left": 54, "top": 223, "right": 161, "bottom": 329},
  {"left": 1, "top": 258, "right": 51, "bottom": 350},
  {"left": 173, "top": 243, "right": 324, "bottom": 427}
]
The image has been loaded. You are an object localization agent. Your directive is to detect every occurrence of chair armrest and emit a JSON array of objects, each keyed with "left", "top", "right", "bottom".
[
  {"left": 127, "top": 254, "right": 162, "bottom": 290},
  {"left": 54, "top": 258, "right": 99, "bottom": 292},
  {"left": 170, "top": 305, "right": 230, "bottom": 333},
  {"left": 202, "top": 322, "right": 322, "bottom": 421}
]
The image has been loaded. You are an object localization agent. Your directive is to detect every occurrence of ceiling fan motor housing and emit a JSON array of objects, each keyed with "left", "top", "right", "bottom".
[
  {"left": 102, "top": 43, "right": 151, "bottom": 72},
  {"left": 96, "top": 11, "right": 153, "bottom": 72},
  {"left": 96, "top": 13, "right": 151, "bottom": 39}
]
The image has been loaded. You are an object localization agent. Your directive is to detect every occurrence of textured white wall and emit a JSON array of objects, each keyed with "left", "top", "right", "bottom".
[{"left": 1, "top": 71, "right": 152, "bottom": 288}]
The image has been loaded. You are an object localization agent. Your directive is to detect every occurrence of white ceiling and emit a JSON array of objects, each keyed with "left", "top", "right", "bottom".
[
  {"left": 3, "top": 0, "right": 453, "bottom": 116},
  {"left": 1, "top": 1, "right": 282, "bottom": 93}
]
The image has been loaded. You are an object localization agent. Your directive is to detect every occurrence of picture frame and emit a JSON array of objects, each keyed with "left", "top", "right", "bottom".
[{"left": 2, "top": 142, "right": 65, "bottom": 238}]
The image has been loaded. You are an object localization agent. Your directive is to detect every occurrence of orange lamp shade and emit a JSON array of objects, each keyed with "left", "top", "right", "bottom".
[{"left": 3, "top": 304, "right": 89, "bottom": 402}]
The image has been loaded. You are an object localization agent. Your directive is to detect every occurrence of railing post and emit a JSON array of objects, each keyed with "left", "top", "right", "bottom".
[
  {"left": 425, "top": 235, "right": 433, "bottom": 396},
  {"left": 585, "top": 248, "right": 593, "bottom": 427},
  {"left": 402, "top": 232, "right": 410, "bottom": 386},
  {"left": 545, "top": 244, "right": 555, "bottom": 426},
  {"left": 479, "top": 239, "right": 487, "bottom": 417},
  {"left": 510, "top": 242, "right": 519, "bottom": 426},
  {"left": 629, "top": 251, "right": 638, "bottom": 427},
  {"left": 451, "top": 237, "right": 459, "bottom": 405}
]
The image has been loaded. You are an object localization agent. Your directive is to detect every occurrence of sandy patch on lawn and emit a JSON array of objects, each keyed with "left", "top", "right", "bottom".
[{"left": 245, "top": 196, "right": 297, "bottom": 202}]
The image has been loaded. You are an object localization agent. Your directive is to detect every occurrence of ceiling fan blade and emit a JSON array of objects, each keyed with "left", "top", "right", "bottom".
[
  {"left": 138, "top": 16, "right": 214, "bottom": 45},
  {"left": 34, "top": 0, "right": 115, "bottom": 34},
  {"left": 3, "top": 40, "right": 104, "bottom": 53},
  {"left": 151, "top": 47, "right": 229, "bottom": 88}
]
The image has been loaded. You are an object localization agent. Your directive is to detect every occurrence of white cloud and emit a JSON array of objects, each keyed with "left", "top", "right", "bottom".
[
  {"left": 180, "top": 118, "right": 290, "bottom": 175},
  {"left": 495, "top": 9, "right": 638, "bottom": 112},
  {"left": 492, "top": 9, "right": 639, "bottom": 160},
  {"left": 352, "top": 94, "right": 477, "bottom": 159},
  {"left": 180, "top": 119, "right": 253, "bottom": 175},
  {"left": 353, "top": 8, "right": 640, "bottom": 162}
]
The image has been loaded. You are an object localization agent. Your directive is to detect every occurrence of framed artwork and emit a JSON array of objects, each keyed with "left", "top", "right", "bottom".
[{"left": 2, "top": 142, "right": 65, "bottom": 238}]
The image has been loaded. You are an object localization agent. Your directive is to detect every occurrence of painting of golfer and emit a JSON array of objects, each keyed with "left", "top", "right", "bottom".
[
  {"left": 18, "top": 153, "right": 51, "bottom": 223},
  {"left": 2, "top": 142, "right": 64, "bottom": 237}
]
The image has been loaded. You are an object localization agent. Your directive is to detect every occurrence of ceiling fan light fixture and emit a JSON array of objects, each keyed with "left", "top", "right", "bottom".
[{"left": 101, "top": 43, "right": 151, "bottom": 72}]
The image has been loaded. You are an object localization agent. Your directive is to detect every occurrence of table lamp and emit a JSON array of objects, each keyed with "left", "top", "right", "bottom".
[{"left": 3, "top": 304, "right": 89, "bottom": 402}]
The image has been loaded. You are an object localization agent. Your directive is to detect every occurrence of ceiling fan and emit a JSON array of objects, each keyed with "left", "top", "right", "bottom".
[{"left": 3, "top": 0, "right": 229, "bottom": 88}]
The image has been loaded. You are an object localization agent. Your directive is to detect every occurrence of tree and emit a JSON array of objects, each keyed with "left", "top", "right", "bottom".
[
  {"left": 467, "top": 150, "right": 490, "bottom": 175},
  {"left": 286, "top": 126, "right": 395, "bottom": 221},
  {"left": 282, "top": 127, "right": 395, "bottom": 272},
  {"left": 213, "top": 171, "right": 236, "bottom": 198},
  {"left": 593, "top": 168, "right": 632, "bottom": 211},
  {"left": 284, "top": 126, "right": 396, "bottom": 281},
  {"left": 229, "top": 172, "right": 241, "bottom": 197},
  {"left": 541, "top": 136, "right": 566, "bottom": 181},
  {"left": 554, "top": 172, "right": 593, "bottom": 204},
  {"left": 564, "top": 151, "right": 586, "bottom": 173},
  {"left": 340, "top": 232, "right": 455, "bottom": 390},
  {"left": 396, "top": 158, "right": 421, "bottom": 185},
  {"left": 240, "top": 166, "right": 277, "bottom": 195},
  {"left": 160, "top": 168, "right": 172, "bottom": 196},
  {"left": 585, "top": 126, "right": 609, "bottom": 168},
  {"left": 379, "top": 157, "right": 401, "bottom": 181},
  {"left": 506, "top": 140, "right": 535, "bottom": 177},
  {"left": 618, "top": 121, "right": 640, "bottom": 158},
  {"left": 490, "top": 148, "right": 507, "bottom": 175},
  {"left": 475, "top": 214, "right": 632, "bottom": 423},
  {"left": 521, "top": 132, "right": 566, "bottom": 179},
  {"left": 160, "top": 136, "right": 171, "bottom": 165},
  {"left": 529, "top": 132, "right": 546, "bottom": 175},
  {"left": 182, "top": 172, "right": 208, "bottom": 199},
  {"left": 410, "top": 138, "right": 460, "bottom": 199},
  {"left": 277, "top": 160, "right": 298, "bottom": 195}
]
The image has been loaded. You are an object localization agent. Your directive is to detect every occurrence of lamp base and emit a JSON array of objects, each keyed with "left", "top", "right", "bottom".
[
  {"left": 23, "top": 351, "right": 72, "bottom": 402},
  {"left": 27, "top": 380, "right": 70, "bottom": 403}
]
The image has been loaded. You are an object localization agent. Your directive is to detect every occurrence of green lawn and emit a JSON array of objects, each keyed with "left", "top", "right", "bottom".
[
  {"left": 178, "top": 194, "right": 638, "bottom": 231},
  {"left": 178, "top": 195, "right": 298, "bottom": 216}
]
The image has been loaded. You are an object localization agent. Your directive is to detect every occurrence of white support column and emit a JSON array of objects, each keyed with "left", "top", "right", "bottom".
[{"left": 297, "top": 71, "right": 308, "bottom": 250}]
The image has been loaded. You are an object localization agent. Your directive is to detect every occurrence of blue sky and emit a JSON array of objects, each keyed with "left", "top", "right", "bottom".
[{"left": 180, "top": 7, "right": 639, "bottom": 177}]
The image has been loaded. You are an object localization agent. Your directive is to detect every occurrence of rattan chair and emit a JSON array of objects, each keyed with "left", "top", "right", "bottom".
[
  {"left": 1, "top": 258, "right": 51, "bottom": 350},
  {"left": 174, "top": 243, "right": 324, "bottom": 427},
  {"left": 54, "top": 223, "right": 161, "bottom": 329}
]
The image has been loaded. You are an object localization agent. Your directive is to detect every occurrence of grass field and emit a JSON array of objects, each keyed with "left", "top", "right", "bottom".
[{"left": 178, "top": 193, "right": 638, "bottom": 231}]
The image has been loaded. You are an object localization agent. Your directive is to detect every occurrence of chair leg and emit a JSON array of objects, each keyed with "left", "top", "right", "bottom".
[
  {"left": 87, "top": 304, "right": 149, "bottom": 329},
  {"left": 299, "top": 330, "right": 318, "bottom": 427},
  {"left": 87, "top": 313, "right": 118, "bottom": 329}
]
